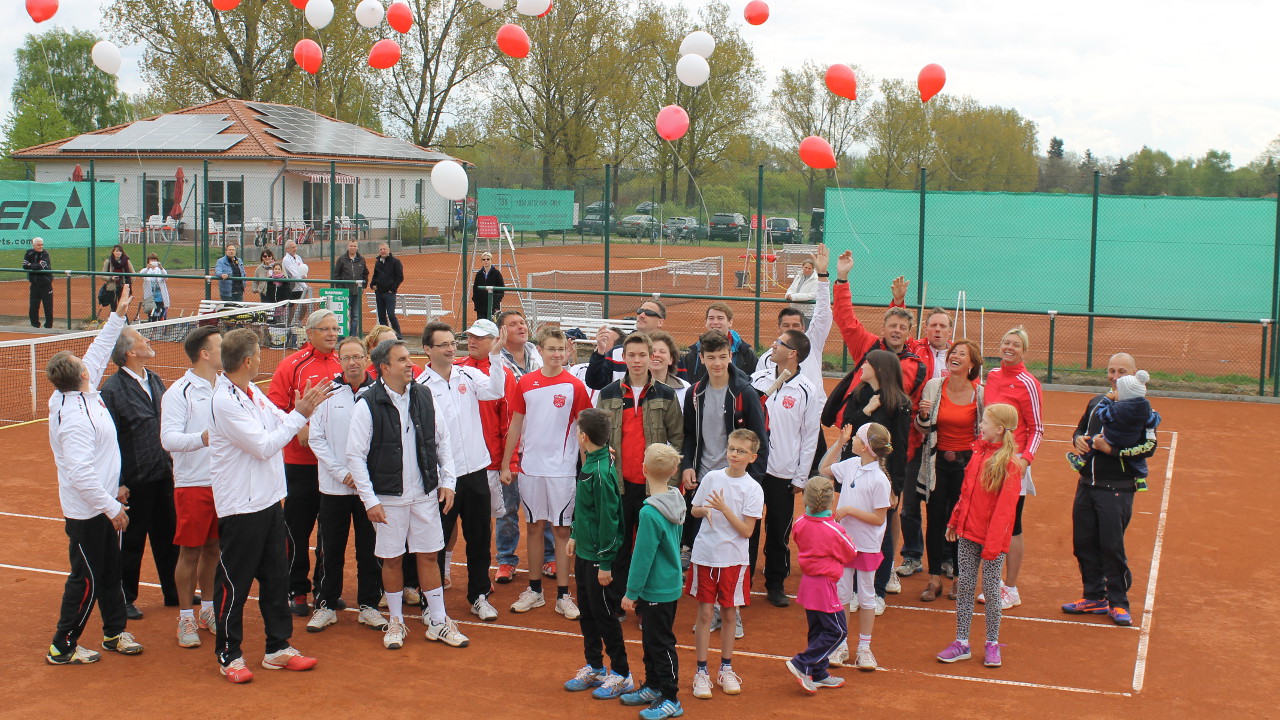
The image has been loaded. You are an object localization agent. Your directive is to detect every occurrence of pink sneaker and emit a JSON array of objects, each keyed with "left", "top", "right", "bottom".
[
  {"left": 983, "top": 642, "right": 1003, "bottom": 668},
  {"left": 936, "top": 640, "right": 971, "bottom": 663},
  {"left": 262, "top": 646, "right": 317, "bottom": 671}
]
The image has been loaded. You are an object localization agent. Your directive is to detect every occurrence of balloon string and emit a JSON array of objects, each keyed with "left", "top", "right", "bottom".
[
  {"left": 830, "top": 165, "right": 871, "bottom": 255},
  {"left": 666, "top": 138, "right": 711, "bottom": 231}
]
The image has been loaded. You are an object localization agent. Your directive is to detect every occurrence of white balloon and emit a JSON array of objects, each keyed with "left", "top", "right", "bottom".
[
  {"left": 91, "top": 41, "right": 122, "bottom": 76},
  {"left": 476, "top": 0, "right": 505, "bottom": 7},
  {"left": 305, "top": 0, "right": 334, "bottom": 29},
  {"left": 675, "top": 53, "right": 710, "bottom": 87},
  {"left": 354, "top": 0, "right": 384, "bottom": 28},
  {"left": 431, "top": 160, "right": 469, "bottom": 202},
  {"left": 679, "top": 30, "right": 715, "bottom": 58},
  {"left": 514, "top": 0, "right": 550, "bottom": 15}
]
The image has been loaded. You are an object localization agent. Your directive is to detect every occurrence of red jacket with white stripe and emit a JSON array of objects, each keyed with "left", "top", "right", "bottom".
[{"left": 981, "top": 361, "right": 1044, "bottom": 463}]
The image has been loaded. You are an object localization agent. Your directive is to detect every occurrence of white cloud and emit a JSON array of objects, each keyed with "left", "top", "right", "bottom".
[{"left": 0, "top": 0, "right": 1275, "bottom": 164}]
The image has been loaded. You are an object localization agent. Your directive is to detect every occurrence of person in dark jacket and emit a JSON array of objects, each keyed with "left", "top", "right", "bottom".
[
  {"left": 24, "top": 237, "right": 53, "bottom": 328},
  {"left": 332, "top": 240, "right": 369, "bottom": 307},
  {"left": 471, "top": 252, "right": 505, "bottom": 320},
  {"left": 101, "top": 325, "right": 178, "bottom": 620},
  {"left": 370, "top": 243, "right": 404, "bottom": 338},
  {"left": 678, "top": 331, "right": 768, "bottom": 552},
  {"left": 1062, "top": 353, "right": 1160, "bottom": 627},
  {"left": 681, "top": 303, "right": 758, "bottom": 382}
]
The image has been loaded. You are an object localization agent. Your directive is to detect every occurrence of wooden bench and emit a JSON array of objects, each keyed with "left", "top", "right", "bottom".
[
  {"left": 365, "top": 292, "right": 450, "bottom": 320},
  {"left": 524, "top": 299, "right": 603, "bottom": 324}
]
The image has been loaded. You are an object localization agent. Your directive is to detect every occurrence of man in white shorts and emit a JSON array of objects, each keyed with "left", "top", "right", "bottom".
[
  {"left": 500, "top": 328, "right": 593, "bottom": 620},
  {"left": 348, "top": 338, "right": 469, "bottom": 650}
]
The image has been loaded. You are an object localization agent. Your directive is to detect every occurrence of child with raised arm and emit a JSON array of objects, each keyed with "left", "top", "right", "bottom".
[
  {"left": 937, "top": 404, "right": 1024, "bottom": 669},
  {"left": 564, "top": 408, "right": 633, "bottom": 700},
  {"left": 619, "top": 444, "right": 687, "bottom": 720},
  {"left": 687, "top": 429, "right": 764, "bottom": 700},
  {"left": 785, "top": 475, "right": 858, "bottom": 694},
  {"left": 818, "top": 422, "right": 893, "bottom": 672}
]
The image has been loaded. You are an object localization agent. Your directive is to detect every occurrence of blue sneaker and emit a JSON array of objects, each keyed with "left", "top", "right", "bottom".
[
  {"left": 620, "top": 686, "right": 660, "bottom": 706},
  {"left": 564, "top": 665, "right": 606, "bottom": 691},
  {"left": 592, "top": 672, "right": 635, "bottom": 699},
  {"left": 639, "top": 698, "right": 684, "bottom": 719}
]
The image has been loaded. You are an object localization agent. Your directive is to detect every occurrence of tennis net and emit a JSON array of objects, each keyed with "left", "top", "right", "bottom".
[{"left": 0, "top": 297, "right": 326, "bottom": 426}]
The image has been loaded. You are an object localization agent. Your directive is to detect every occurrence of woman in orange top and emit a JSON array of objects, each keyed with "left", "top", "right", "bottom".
[{"left": 913, "top": 340, "right": 984, "bottom": 602}]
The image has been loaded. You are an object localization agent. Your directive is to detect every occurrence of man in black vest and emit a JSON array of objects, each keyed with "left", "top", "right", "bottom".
[
  {"left": 347, "top": 338, "right": 469, "bottom": 650},
  {"left": 23, "top": 237, "right": 53, "bottom": 328},
  {"left": 102, "top": 325, "right": 179, "bottom": 620}
]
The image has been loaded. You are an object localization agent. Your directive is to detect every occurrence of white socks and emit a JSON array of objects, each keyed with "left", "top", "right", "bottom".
[
  {"left": 386, "top": 590, "right": 404, "bottom": 621},
  {"left": 179, "top": 608, "right": 194, "bottom": 618},
  {"left": 426, "top": 587, "right": 447, "bottom": 625},
  {"left": 200, "top": 600, "right": 213, "bottom": 612}
]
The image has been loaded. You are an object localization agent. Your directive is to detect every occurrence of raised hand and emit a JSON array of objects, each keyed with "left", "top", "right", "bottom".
[
  {"left": 812, "top": 243, "right": 829, "bottom": 274},
  {"left": 595, "top": 326, "right": 613, "bottom": 355},
  {"left": 839, "top": 423, "right": 854, "bottom": 447},
  {"left": 891, "top": 276, "right": 909, "bottom": 304},
  {"left": 293, "top": 380, "right": 336, "bottom": 418},
  {"left": 114, "top": 283, "right": 133, "bottom": 317},
  {"left": 836, "top": 250, "right": 854, "bottom": 281}
]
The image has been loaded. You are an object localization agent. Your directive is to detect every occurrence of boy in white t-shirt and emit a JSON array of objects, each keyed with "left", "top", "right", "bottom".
[
  {"left": 686, "top": 429, "right": 764, "bottom": 700},
  {"left": 501, "top": 327, "right": 594, "bottom": 620}
]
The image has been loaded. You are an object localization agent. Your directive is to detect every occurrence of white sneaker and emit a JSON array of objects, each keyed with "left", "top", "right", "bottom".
[
  {"left": 198, "top": 607, "right": 217, "bottom": 634},
  {"left": 691, "top": 669, "right": 713, "bottom": 699},
  {"left": 1001, "top": 585, "right": 1021, "bottom": 610},
  {"left": 855, "top": 645, "right": 877, "bottom": 671},
  {"left": 402, "top": 587, "right": 422, "bottom": 606},
  {"left": 426, "top": 618, "right": 470, "bottom": 647},
  {"left": 510, "top": 589, "right": 546, "bottom": 613},
  {"left": 886, "top": 572, "right": 902, "bottom": 594},
  {"left": 828, "top": 643, "right": 849, "bottom": 668},
  {"left": 306, "top": 607, "right": 337, "bottom": 633},
  {"left": 717, "top": 667, "right": 742, "bottom": 695},
  {"left": 786, "top": 659, "right": 817, "bottom": 694},
  {"left": 874, "top": 596, "right": 886, "bottom": 616},
  {"left": 177, "top": 615, "right": 201, "bottom": 648},
  {"left": 358, "top": 606, "right": 389, "bottom": 631},
  {"left": 471, "top": 595, "right": 499, "bottom": 621},
  {"left": 383, "top": 619, "right": 408, "bottom": 649},
  {"left": 555, "top": 595, "right": 581, "bottom": 620}
]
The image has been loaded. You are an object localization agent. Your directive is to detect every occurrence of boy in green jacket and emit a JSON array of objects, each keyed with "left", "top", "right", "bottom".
[
  {"left": 620, "top": 443, "right": 688, "bottom": 720},
  {"left": 565, "top": 409, "right": 633, "bottom": 699}
]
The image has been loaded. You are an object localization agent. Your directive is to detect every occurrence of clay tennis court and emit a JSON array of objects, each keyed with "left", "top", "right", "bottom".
[{"left": 1, "top": 388, "right": 1275, "bottom": 718}]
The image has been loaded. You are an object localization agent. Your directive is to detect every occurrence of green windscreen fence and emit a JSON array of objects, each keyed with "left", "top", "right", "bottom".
[
  {"left": 477, "top": 188, "right": 575, "bottom": 232},
  {"left": 824, "top": 187, "right": 1276, "bottom": 321},
  {"left": 0, "top": 180, "right": 120, "bottom": 249}
]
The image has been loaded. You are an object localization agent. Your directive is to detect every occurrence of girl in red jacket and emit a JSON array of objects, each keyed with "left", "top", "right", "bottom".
[{"left": 936, "top": 403, "right": 1022, "bottom": 669}]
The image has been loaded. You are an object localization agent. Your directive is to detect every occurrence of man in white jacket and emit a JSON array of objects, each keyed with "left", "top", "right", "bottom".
[
  {"left": 348, "top": 338, "right": 468, "bottom": 651},
  {"left": 305, "top": 336, "right": 386, "bottom": 633},
  {"left": 159, "top": 325, "right": 223, "bottom": 649},
  {"left": 417, "top": 320, "right": 507, "bottom": 622},
  {"left": 46, "top": 284, "right": 144, "bottom": 665},
  {"left": 209, "top": 328, "right": 332, "bottom": 684},
  {"left": 784, "top": 258, "right": 819, "bottom": 315},
  {"left": 758, "top": 244, "right": 831, "bottom": 401}
]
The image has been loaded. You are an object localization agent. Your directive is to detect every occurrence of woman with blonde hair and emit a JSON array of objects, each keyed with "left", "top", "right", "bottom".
[
  {"left": 363, "top": 324, "right": 422, "bottom": 380},
  {"left": 937, "top": 403, "right": 1023, "bottom": 669}
]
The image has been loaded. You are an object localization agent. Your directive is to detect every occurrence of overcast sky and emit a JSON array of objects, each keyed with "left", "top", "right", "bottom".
[{"left": 2, "top": 0, "right": 1276, "bottom": 164}]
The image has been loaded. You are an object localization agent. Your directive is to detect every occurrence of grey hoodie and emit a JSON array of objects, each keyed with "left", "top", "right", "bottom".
[{"left": 646, "top": 487, "right": 687, "bottom": 524}]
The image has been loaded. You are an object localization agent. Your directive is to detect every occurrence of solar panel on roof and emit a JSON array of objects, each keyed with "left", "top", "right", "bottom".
[
  {"left": 246, "top": 102, "right": 450, "bottom": 162},
  {"left": 60, "top": 114, "right": 245, "bottom": 152}
]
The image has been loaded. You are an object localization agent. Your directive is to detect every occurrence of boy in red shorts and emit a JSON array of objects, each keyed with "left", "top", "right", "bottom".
[
  {"left": 160, "top": 326, "right": 223, "bottom": 648},
  {"left": 687, "top": 429, "right": 763, "bottom": 700}
]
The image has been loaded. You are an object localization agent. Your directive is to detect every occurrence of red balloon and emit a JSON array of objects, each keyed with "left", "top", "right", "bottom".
[
  {"left": 212, "top": 0, "right": 240, "bottom": 10},
  {"left": 293, "top": 39, "right": 322, "bottom": 74},
  {"left": 538, "top": 0, "right": 552, "bottom": 17},
  {"left": 386, "top": 2, "right": 413, "bottom": 33},
  {"left": 918, "top": 63, "right": 946, "bottom": 103},
  {"left": 368, "top": 39, "right": 401, "bottom": 69},
  {"left": 655, "top": 105, "right": 690, "bottom": 141},
  {"left": 26, "top": 0, "right": 58, "bottom": 22},
  {"left": 289, "top": 0, "right": 307, "bottom": 9},
  {"left": 743, "top": 0, "right": 768, "bottom": 25},
  {"left": 798, "top": 136, "right": 837, "bottom": 170},
  {"left": 825, "top": 64, "right": 857, "bottom": 101},
  {"left": 496, "top": 23, "right": 531, "bottom": 59}
]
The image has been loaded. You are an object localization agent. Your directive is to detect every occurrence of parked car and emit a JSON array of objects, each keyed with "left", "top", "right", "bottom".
[
  {"left": 618, "top": 214, "right": 661, "bottom": 238},
  {"left": 708, "top": 212, "right": 750, "bottom": 241},
  {"left": 585, "top": 201, "right": 617, "bottom": 215},
  {"left": 578, "top": 213, "right": 618, "bottom": 235},
  {"left": 663, "top": 216, "right": 705, "bottom": 241},
  {"left": 635, "top": 201, "right": 660, "bottom": 215},
  {"left": 767, "top": 217, "right": 803, "bottom": 243},
  {"left": 809, "top": 208, "right": 825, "bottom": 243}
]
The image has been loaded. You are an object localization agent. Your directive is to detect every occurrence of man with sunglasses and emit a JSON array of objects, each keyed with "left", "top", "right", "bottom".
[
  {"left": 584, "top": 299, "right": 677, "bottom": 389},
  {"left": 749, "top": 329, "right": 821, "bottom": 607}
]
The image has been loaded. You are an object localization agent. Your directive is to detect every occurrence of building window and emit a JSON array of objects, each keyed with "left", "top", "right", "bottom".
[
  {"left": 206, "top": 180, "right": 244, "bottom": 227},
  {"left": 143, "top": 179, "right": 178, "bottom": 220},
  {"left": 374, "top": 178, "right": 380, "bottom": 198}
]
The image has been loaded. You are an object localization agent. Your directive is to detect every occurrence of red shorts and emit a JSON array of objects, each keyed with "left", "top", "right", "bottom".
[
  {"left": 173, "top": 487, "right": 218, "bottom": 547},
  {"left": 685, "top": 563, "right": 750, "bottom": 608}
]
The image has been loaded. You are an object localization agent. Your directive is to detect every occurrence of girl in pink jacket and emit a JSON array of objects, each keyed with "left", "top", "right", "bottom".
[{"left": 785, "top": 476, "right": 858, "bottom": 694}]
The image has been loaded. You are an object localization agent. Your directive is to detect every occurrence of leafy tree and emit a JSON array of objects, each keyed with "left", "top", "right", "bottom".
[
  {"left": 1123, "top": 146, "right": 1172, "bottom": 195},
  {"left": 1, "top": 87, "right": 75, "bottom": 179},
  {"left": 1260, "top": 157, "right": 1278, "bottom": 193},
  {"left": 863, "top": 78, "right": 933, "bottom": 189},
  {"left": 1047, "top": 136, "right": 1064, "bottom": 159},
  {"left": 12, "top": 29, "right": 131, "bottom": 133},
  {"left": 1194, "top": 149, "right": 1233, "bottom": 197}
]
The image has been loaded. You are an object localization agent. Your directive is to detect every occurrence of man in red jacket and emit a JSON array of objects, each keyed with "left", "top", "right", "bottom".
[{"left": 268, "top": 309, "right": 342, "bottom": 616}]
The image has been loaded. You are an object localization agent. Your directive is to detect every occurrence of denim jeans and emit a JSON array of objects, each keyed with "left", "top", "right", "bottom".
[{"left": 495, "top": 476, "right": 555, "bottom": 567}]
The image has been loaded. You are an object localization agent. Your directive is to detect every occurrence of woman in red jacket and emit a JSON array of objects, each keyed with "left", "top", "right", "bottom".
[
  {"left": 936, "top": 403, "right": 1022, "bottom": 669},
  {"left": 979, "top": 327, "right": 1043, "bottom": 610}
]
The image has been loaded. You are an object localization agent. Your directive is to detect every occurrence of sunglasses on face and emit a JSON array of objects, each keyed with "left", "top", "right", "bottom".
[
  {"left": 773, "top": 338, "right": 795, "bottom": 350},
  {"left": 635, "top": 308, "right": 662, "bottom": 318}
]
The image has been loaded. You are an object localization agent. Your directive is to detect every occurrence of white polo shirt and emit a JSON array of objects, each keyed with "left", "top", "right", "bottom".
[{"left": 160, "top": 369, "right": 215, "bottom": 488}]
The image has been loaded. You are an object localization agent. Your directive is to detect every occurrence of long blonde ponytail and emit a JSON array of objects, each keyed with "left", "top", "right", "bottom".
[{"left": 982, "top": 404, "right": 1020, "bottom": 492}]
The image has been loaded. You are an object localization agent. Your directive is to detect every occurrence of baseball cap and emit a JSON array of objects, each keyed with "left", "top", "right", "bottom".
[{"left": 465, "top": 319, "right": 500, "bottom": 337}]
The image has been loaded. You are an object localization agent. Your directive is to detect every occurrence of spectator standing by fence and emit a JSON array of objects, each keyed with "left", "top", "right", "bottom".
[
  {"left": 472, "top": 251, "right": 505, "bottom": 320},
  {"left": 139, "top": 254, "right": 170, "bottom": 322},
  {"left": 283, "top": 241, "right": 310, "bottom": 326},
  {"left": 24, "top": 237, "right": 53, "bottom": 328},
  {"left": 332, "top": 240, "right": 369, "bottom": 308},
  {"left": 370, "top": 243, "right": 403, "bottom": 339},
  {"left": 216, "top": 245, "right": 245, "bottom": 302},
  {"left": 253, "top": 250, "right": 276, "bottom": 302},
  {"left": 99, "top": 244, "right": 134, "bottom": 315}
]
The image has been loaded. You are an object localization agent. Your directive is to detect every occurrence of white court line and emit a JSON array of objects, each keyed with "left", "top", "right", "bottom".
[
  {"left": 0, "top": 559, "right": 1129, "bottom": 697},
  {"left": 1132, "top": 430, "right": 1176, "bottom": 694}
]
